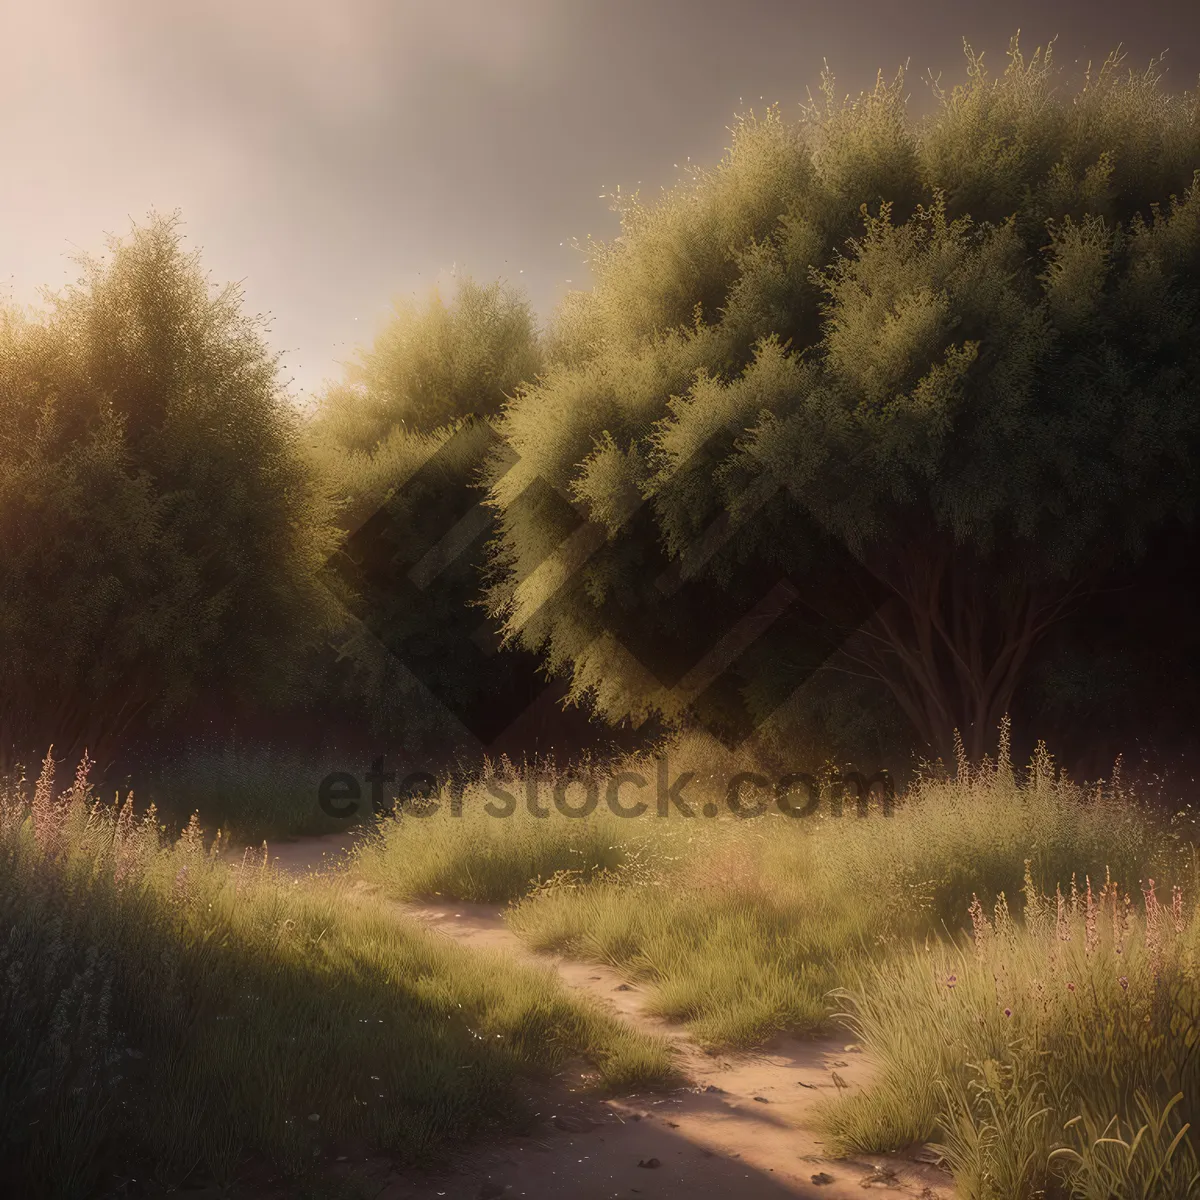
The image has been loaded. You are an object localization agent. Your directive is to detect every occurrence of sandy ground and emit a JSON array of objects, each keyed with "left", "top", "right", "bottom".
[{"left": 249, "top": 834, "right": 956, "bottom": 1200}]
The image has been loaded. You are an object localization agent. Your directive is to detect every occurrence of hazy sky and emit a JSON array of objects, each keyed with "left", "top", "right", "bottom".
[{"left": 2, "top": 0, "right": 1196, "bottom": 400}]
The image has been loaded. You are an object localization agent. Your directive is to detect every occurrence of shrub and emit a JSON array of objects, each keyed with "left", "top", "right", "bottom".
[{"left": 0, "top": 214, "right": 340, "bottom": 769}]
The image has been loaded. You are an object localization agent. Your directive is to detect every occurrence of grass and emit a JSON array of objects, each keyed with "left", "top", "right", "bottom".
[
  {"left": 822, "top": 867, "right": 1200, "bottom": 1198},
  {"left": 135, "top": 740, "right": 357, "bottom": 843},
  {"left": 0, "top": 752, "right": 675, "bottom": 1198},
  {"left": 360, "top": 736, "right": 1188, "bottom": 1047},
  {"left": 354, "top": 731, "right": 1200, "bottom": 1198},
  {"left": 10, "top": 728, "right": 1200, "bottom": 1199},
  {"left": 353, "top": 782, "right": 644, "bottom": 903}
]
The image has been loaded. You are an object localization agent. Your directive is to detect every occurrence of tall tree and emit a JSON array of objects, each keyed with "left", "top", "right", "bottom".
[
  {"left": 486, "top": 40, "right": 1200, "bottom": 762},
  {"left": 307, "top": 277, "right": 553, "bottom": 753},
  {"left": 0, "top": 214, "right": 340, "bottom": 768}
]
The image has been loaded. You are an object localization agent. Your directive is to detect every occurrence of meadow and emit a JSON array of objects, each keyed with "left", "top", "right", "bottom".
[
  {"left": 0, "top": 752, "right": 674, "bottom": 1198},
  {"left": 358, "top": 733, "right": 1200, "bottom": 1197},
  {"left": 6, "top": 729, "right": 1200, "bottom": 1197}
]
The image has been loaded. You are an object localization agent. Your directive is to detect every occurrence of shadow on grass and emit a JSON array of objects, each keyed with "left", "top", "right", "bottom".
[{"left": 0, "top": 762, "right": 676, "bottom": 1198}]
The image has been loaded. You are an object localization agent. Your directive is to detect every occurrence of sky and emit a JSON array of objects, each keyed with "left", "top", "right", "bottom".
[{"left": 2, "top": 0, "right": 1197, "bottom": 401}]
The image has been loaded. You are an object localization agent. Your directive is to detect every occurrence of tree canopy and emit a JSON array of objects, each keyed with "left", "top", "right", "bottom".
[
  {"left": 486, "top": 40, "right": 1200, "bottom": 761},
  {"left": 0, "top": 214, "right": 340, "bottom": 767},
  {"left": 306, "top": 276, "right": 552, "bottom": 753},
  {"left": 309, "top": 277, "right": 541, "bottom": 451}
]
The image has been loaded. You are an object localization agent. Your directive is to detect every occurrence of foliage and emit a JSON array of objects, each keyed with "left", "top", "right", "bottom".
[
  {"left": 824, "top": 867, "right": 1200, "bottom": 1199},
  {"left": 0, "top": 214, "right": 340, "bottom": 768},
  {"left": 488, "top": 39, "right": 1200, "bottom": 761},
  {"left": 136, "top": 740, "right": 357, "bottom": 843},
  {"left": 306, "top": 278, "right": 550, "bottom": 753},
  {"left": 358, "top": 733, "right": 1200, "bottom": 1197},
  {"left": 355, "top": 773, "right": 641, "bottom": 904},
  {"left": 309, "top": 277, "right": 541, "bottom": 448},
  {"left": 361, "top": 728, "right": 1185, "bottom": 1048}
]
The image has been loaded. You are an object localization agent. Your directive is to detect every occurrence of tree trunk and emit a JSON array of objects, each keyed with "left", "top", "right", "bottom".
[{"left": 839, "top": 543, "right": 1084, "bottom": 764}]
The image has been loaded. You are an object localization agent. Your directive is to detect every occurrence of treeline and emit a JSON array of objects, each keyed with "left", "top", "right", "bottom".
[{"left": 2, "top": 37, "right": 1199, "bottom": 779}]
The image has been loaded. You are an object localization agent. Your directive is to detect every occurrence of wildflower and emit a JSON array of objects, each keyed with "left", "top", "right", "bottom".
[
  {"left": 1143, "top": 880, "right": 1164, "bottom": 981},
  {"left": 1066, "top": 982, "right": 1076, "bottom": 992},
  {"left": 994, "top": 892, "right": 1014, "bottom": 944},
  {"left": 1003, "top": 1007, "right": 1012, "bottom": 1018},
  {"left": 181, "top": 812, "right": 205, "bottom": 855},
  {"left": 113, "top": 794, "right": 137, "bottom": 885},
  {"left": 1056, "top": 885, "right": 1071, "bottom": 942},
  {"left": 968, "top": 895, "right": 990, "bottom": 955},
  {"left": 1024, "top": 862, "right": 1049, "bottom": 938},
  {"left": 954, "top": 730, "right": 969, "bottom": 786},
  {"left": 65, "top": 752, "right": 94, "bottom": 808},
  {"left": 31, "top": 747, "right": 63, "bottom": 855},
  {"left": 1112, "top": 889, "right": 1131, "bottom": 953},
  {"left": 1084, "top": 877, "right": 1099, "bottom": 957},
  {"left": 946, "top": 974, "right": 957, "bottom": 989}
]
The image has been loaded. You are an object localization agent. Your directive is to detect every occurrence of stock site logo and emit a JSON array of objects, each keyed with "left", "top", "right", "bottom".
[{"left": 326, "top": 416, "right": 885, "bottom": 750}]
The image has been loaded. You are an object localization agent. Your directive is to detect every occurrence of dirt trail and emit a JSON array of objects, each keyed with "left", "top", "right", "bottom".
[{"left": 259, "top": 834, "right": 956, "bottom": 1200}]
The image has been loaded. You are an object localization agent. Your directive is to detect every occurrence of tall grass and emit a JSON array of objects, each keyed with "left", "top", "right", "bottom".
[
  {"left": 353, "top": 763, "right": 687, "bottom": 903},
  {"left": 358, "top": 735, "right": 1188, "bottom": 1050},
  {"left": 352, "top": 734, "right": 1200, "bottom": 1197},
  {"left": 136, "top": 740, "right": 355, "bottom": 842},
  {"left": 822, "top": 867, "right": 1200, "bottom": 1199},
  {"left": 0, "top": 752, "right": 675, "bottom": 1197}
]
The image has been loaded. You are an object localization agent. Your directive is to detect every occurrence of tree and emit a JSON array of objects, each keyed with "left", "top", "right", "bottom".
[
  {"left": 307, "top": 277, "right": 554, "bottom": 753},
  {"left": 486, "top": 39, "right": 1200, "bottom": 763},
  {"left": 309, "top": 277, "right": 541, "bottom": 450},
  {"left": 0, "top": 214, "right": 340, "bottom": 768}
]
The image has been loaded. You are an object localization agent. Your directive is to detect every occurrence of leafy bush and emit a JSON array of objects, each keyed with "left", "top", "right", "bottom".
[
  {"left": 305, "top": 278, "right": 552, "bottom": 754},
  {"left": 0, "top": 214, "right": 340, "bottom": 768},
  {"left": 310, "top": 277, "right": 541, "bottom": 447},
  {"left": 487, "top": 40, "right": 1200, "bottom": 762}
]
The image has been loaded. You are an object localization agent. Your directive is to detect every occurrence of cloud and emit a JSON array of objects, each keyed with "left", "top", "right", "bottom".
[{"left": 69, "top": 0, "right": 562, "bottom": 128}]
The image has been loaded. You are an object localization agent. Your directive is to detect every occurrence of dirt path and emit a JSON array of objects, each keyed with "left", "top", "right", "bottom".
[{"left": 258, "top": 835, "right": 956, "bottom": 1199}]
